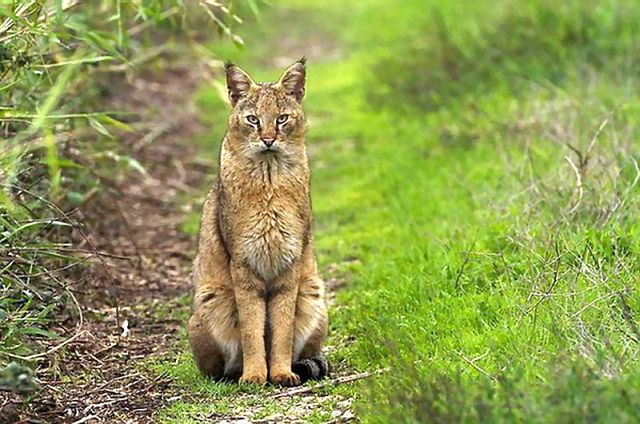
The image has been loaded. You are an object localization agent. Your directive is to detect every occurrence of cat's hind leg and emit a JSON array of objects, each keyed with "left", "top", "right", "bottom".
[
  {"left": 189, "top": 285, "right": 242, "bottom": 380},
  {"left": 292, "top": 317, "right": 330, "bottom": 382},
  {"left": 189, "top": 311, "right": 225, "bottom": 379},
  {"left": 292, "top": 276, "right": 330, "bottom": 382}
]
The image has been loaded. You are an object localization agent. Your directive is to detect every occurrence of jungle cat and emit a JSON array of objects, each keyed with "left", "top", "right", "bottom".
[{"left": 188, "top": 58, "right": 329, "bottom": 386}]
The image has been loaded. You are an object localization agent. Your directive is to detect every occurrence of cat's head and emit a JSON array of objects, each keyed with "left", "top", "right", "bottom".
[{"left": 224, "top": 58, "right": 307, "bottom": 158}]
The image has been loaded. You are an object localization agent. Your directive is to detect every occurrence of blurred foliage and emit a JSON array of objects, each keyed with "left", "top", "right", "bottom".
[
  {"left": 368, "top": 0, "right": 640, "bottom": 111},
  {"left": 0, "top": 362, "right": 38, "bottom": 393},
  {"left": 385, "top": 360, "right": 640, "bottom": 423}
]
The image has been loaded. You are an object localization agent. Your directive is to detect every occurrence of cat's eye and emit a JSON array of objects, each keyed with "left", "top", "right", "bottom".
[
  {"left": 276, "top": 114, "right": 289, "bottom": 125},
  {"left": 245, "top": 115, "right": 260, "bottom": 125}
]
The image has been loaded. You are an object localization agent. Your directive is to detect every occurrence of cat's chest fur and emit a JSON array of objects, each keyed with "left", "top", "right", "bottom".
[
  {"left": 220, "top": 160, "right": 309, "bottom": 282},
  {"left": 238, "top": 192, "right": 305, "bottom": 281}
]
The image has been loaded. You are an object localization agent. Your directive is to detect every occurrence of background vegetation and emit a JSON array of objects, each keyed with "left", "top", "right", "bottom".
[
  {"left": 325, "top": 0, "right": 640, "bottom": 421},
  {"left": 2, "top": 0, "right": 639, "bottom": 422}
]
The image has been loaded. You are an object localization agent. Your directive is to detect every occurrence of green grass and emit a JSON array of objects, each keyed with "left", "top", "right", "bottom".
[{"left": 158, "top": 0, "right": 640, "bottom": 422}]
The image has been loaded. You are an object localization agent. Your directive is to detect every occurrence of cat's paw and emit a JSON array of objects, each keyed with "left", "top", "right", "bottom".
[
  {"left": 270, "top": 371, "right": 301, "bottom": 387},
  {"left": 239, "top": 372, "right": 267, "bottom": 385}
]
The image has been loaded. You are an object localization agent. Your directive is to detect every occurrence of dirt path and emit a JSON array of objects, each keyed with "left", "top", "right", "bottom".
[{"left": 2, "top": 59, "right": 211, "bottom": 423}]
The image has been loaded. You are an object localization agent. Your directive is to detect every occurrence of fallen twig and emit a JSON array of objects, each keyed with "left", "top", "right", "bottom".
[
  {"left": 84, "top": 372, "right": 140, "bottom": 396},
  {"left": 525, "top": 239, "right": 563, "bottom": 315},
  {"left": 565, "top": 155, "right": 583, "bottom": 214},
  {"left": 270, "top": 368, "right": 390, "bottom": 399},
  {"left": 455, "top": 350, "right": 497, "bottom": 382},
  {"left": 5, "top": 330, "right": 89, "bottom": 361},
  {"left": 82, "top": 397, "right": 127, "bottom": 415},
  {"left": 453, "top": 240, "right": 476, "bottom": 289},
  {"left": 94, "top": 342, "right": 119, "bottom": 357},
  {"left": 71, "top": 414, "right": 98, "bottom": 424}
]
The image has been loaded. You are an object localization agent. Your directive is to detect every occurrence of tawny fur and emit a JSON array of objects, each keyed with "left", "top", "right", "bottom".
[{"left": 188, "top": 58, "right": 328, "bottom": 387}]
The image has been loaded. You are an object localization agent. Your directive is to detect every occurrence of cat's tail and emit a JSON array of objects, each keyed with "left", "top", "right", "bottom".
[{"left": 292, "top": 354, "right": 331, "bottom": 383}]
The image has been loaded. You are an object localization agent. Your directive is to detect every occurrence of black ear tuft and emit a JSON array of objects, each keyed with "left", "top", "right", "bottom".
[
  {"left": 225, "top": 62, "right": 255, "bottom": 106},
  {"left": 278, "top": 59, "right": 306, "bottom": 103}
]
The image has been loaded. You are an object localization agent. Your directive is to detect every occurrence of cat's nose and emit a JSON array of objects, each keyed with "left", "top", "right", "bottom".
[{"left": 261, "top": 137, "right": 276, "bottom": 147}]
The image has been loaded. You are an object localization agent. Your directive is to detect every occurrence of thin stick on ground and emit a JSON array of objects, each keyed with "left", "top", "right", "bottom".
[
  {"left": 455, "top": 350, "right": 497, "bottom": 382},
  {"left": 565, "top": 155, "right": 583, "bottom": 214},
  {"left": 5, "top": 330, "right": 89, "bottom": 362},
  {"left": 453, "top": 240, "right": 476, "bottom": 289},
  {"left": 270, "top": 368, "right": 390, "bottom": 399}
]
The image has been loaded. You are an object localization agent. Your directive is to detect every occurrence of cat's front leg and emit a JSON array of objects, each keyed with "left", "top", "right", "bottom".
[
  {"left": 268, "top": 266, "right": 301, "bottom": 386},
  {"left": 231, "top": 263, "right": 267, "bottom": 385}
]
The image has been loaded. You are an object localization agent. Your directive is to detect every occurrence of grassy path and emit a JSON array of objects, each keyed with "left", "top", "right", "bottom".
[
  {"left": 157, "top": 0, "right": 640, "bottom": 422},
  {"left": 152, "top": 5, "right": 363, "bottom": 423}
]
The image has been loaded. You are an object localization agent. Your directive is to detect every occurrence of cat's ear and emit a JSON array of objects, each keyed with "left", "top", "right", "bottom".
[
  {"left": 277, "top": 57, "right": 306, "bottom": 102},
  {"left": 225, "top": 62, "right": 256, "bottom": 106}
]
